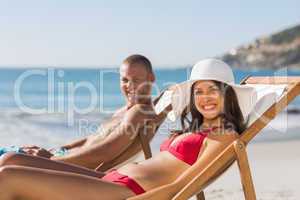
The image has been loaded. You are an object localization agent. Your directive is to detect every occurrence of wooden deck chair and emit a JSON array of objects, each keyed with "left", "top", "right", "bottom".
[
  {"left": 95, "top": 90, "right": 172, "bottom": 172},
  {"left": 126, "top": 76, "right": 300, "bottom": 200}
]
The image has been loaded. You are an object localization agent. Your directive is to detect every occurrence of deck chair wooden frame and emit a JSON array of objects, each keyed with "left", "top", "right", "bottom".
[{"left": 127, "top": 76, "right": 300, "bottom": 200}]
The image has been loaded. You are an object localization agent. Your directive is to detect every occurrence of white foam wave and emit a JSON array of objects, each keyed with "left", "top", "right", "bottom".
[{"left": 0, "top": 109, "right": 300, "bottom": 151}]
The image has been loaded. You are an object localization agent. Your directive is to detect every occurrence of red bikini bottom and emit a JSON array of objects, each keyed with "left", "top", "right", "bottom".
[{"left": 101, "top": 169, "right": 146, "bottom": 195}]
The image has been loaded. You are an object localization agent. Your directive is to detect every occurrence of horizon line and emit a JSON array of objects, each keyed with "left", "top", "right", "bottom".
[{"left": 0, "top": 64, "right": 192, "bottom": 69}]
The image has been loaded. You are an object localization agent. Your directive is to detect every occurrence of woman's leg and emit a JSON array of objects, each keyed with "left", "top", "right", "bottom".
[
  {"left": 0, "top": 165, "right": 135, "bottom": 200},
  {"left": 0, "top": 153, "right": 105, "bottom": 178}
]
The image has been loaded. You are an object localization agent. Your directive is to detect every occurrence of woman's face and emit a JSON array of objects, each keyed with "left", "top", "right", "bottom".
[{"left": 193, "top": 80, "right": 224, "bottom": 120}]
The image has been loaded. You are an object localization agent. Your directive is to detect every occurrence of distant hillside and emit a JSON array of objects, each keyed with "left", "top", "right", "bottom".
[{"left": 220, "top": 24, "right": 300, "bottom": 69}]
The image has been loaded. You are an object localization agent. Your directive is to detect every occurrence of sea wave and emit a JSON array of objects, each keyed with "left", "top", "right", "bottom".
[{"left": 1, "top": 107, "right": 299, "bottom": 152}]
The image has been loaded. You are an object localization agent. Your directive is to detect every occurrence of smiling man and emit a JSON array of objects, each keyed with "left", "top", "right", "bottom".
[
  {"left": 0, "top": 55, "right": 168, "bottom": 176},
  {"left": 118, "top": 55, "right": 155, "bottom": 112}
]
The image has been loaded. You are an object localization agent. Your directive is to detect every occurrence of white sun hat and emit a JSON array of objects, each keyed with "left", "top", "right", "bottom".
[{"left": 155, "top": 58, "right": 258, "bottom": 121}]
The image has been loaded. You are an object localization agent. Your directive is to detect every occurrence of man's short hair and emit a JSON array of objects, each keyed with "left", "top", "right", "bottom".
[{"left": 123, "top": 54, "right": 153, "bottom": 74}]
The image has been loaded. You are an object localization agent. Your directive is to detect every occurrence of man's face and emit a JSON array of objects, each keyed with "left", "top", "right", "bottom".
[{"left": 120, "top": 63, "right": 154, "bottom": 107}]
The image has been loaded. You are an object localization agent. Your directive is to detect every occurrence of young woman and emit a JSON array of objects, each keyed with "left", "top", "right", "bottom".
[{"left": 0, "top": 59, "right": 256, "bottom": 200}]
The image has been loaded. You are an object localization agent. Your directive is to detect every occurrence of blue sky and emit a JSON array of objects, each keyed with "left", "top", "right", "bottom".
[{"left": 0, "top": 0, "right": 299, "bottom": 67}]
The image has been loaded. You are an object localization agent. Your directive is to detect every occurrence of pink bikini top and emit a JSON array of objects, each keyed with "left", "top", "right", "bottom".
[{"left": 160, "top": 129, "right": 214, "bottom": 165}]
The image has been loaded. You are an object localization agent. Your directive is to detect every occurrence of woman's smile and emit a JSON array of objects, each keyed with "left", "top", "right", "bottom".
[
  {"left": 201, "top": 104, "right": 217, "bottom": 111},
  {"left": 193, "top": 80, "right": 224, "bottom": 119}
]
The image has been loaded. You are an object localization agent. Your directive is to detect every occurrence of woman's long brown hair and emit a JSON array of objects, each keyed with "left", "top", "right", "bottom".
[{"left": 175, "top": 81, "right": 246, "bottom": 135}]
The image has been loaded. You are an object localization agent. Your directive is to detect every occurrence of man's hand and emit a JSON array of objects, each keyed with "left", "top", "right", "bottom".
[{"left": 21, "top": 145, "right": 54, "bottom": 158}]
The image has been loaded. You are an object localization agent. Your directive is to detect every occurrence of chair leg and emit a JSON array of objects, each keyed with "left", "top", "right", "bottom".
[
  {"left": 196, "top": 191, "right": 205, "bottom": 200},
  {"left": 138, "top": 131, "right": 152, "bottom": 159},
  {"left": 234, "top": 140, "right": 257, "bottom": 200}
]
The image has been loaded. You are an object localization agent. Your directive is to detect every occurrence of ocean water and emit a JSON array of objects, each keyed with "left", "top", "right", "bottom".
[{"left": 0, "top": 67, "right": 300, "bottom": 150}]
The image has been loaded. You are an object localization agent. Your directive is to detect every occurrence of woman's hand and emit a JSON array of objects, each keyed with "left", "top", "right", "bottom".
[{"left": 21, "top": 146, "right": 54, "bottom": 158}]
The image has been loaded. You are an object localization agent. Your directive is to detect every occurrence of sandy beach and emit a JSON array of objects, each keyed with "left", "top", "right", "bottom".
[{"left": 189, "top": 140, "right": 300, "bottom": 200}]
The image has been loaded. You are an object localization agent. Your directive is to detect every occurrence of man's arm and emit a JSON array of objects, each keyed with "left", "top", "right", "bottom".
[
  {"left": 24, "top": 90, "right": 168, "bottom": 165},
  {"left": 59, "top": 138, "right": 87, "bottom": 150},
  {"left": 51, "top": 104, "right": 156, "bottom": 169},
  {"left": 21, "top": 137, "right": 88, "bottom": 158},
  {"left": 96, "top": 91, "right": 172, "bottom": 171}
]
